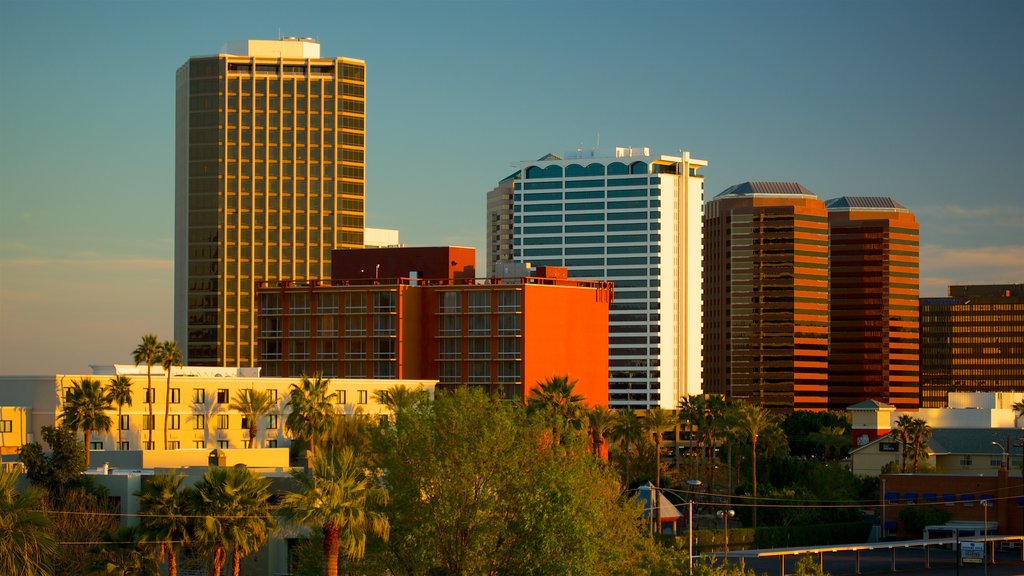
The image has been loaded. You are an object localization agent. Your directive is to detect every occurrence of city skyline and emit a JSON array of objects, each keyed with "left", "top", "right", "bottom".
[{"left": 2, "top": 0, "right": 1023, "bottom": 374}]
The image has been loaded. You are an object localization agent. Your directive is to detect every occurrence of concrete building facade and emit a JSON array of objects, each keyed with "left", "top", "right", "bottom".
[
  {"left": 703, "top": 182, "right": 829, "bottom": 411},
  {"left": 257, "top": 246, "right": 612, "bottom": 404},
  {"left": 488, "top": 148, "right": 706, "bottom": 409},
  {"left": 920, "top": 284, "right": 1024, "bottom": 407},
  {"left": 175, "top": 38, "right": 366, "bottom": 368},
  {"left": 826, "top": 197, "right": 920, "bottom": 410}
]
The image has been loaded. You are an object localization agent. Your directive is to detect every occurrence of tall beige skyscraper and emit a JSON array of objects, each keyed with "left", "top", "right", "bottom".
[{"left": 175, "top": 38, "right": 366, "bottom": 366}]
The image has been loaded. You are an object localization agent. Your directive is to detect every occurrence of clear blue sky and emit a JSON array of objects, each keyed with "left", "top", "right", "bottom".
[{"left": 1, "top": 0, "right": 1022, "bottom": 374}]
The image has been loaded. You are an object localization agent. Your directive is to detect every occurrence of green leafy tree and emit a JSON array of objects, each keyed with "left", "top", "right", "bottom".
[
  {"left": 373, "top": 384, "right": 429, "bottom": 421},
  {"left": 281, "top": 447, "right": 390, "bottom": 576},
  {"left": 898, "top": 505, "right": 951, "bottom": 536},
  {"left": 62, "top": 378, "right": 114, "bottom": 467},
  {"left": 158, "top": 340, "right": 183, "bottom": 450},
  {"left": 136, "top": 472, "right": 190, "bottom": 576},
  {"left": 132, "top": 334, "right": 160, "bottom": 449},
  {"left": 191, "top": 466, "right": 275, "bottom": 576},
  {"left": 19, "top": 425, "right": 87, "bottom": 495},
  {"left": 106, "top": 376, "right": 133, "bottom": 450},
  {"left": 372, "top": 387, "right": 655, "bottom": 575},
  {"left": 0, "top": 469, "right": 56, "bottom": 576},
  {"left": 43, "top": 488, "right": 120, "bottom": 575},
  {"left": 286, "top": 373, "right": 336, "bottom": 461},
  {"left": 793, "top": 554, "right": 830, "bottom": 576},
  {"left": 229, "top": 389, "right": 276, "bottom": 448}
]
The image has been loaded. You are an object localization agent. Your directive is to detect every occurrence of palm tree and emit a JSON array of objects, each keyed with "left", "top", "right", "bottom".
[
  {"left": 892, "top": 414, "right": 915, "bottom": 472},
  {"left": 85, "top": 526, "right": 160, "bottom": 576},
  {"left": 612, "top": 409, "right": 644, "bottom": 487},
  {"left": 62, "top": 377, "right": 114, "bottom": 468},
  {"left": 0, "top": 469, "right": 56, "bottom": 576},
  {"left": 586, "top": 406, "right": 618, "bottom": 458},
  {"left": 678, "top": 394, "right": 728, "bottom": 488},
  {"left": 132, "top": 334, "right": 160, "bottom": 449},
  {"left": 280, "top": 447, "right": 390, "bottom": 576},
  {"left": 229, "top": 389, "right": 276, "bottom": 448},
  {"left": 286, "top": 373, "right": 336, "bottom": 461},
  {"left": 106, "top": 375, "right": 133, "bottom": 450},
  {"left": 906, "top": 417, "right": 932, "bottom": 473},
  {"left": 730, "top": 401, "right": 775, "bottom": 529},
  {"left": 643, "top": 407, "right": 675, "bottom": 528},
  {"left": 136, "top": 473, "right": 189, "bottom": 576},
  {"left": 191, "top": 466, "right": 275, "bottom": 576},
  {"left": 527, "top": 375, "right": 585, "bottom": 447},
  {"left": 373, "top": 384, "right": 428, "bottom": 420},
  {"left": 158, "top": 340, "right": 183, "bottom": 450}
]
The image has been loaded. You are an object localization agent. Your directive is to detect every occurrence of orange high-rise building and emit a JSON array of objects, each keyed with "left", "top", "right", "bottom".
[
  {"left": 256, "top": 247, "right": 611, "bottom": 405},
  {"left": 703, "top": 182, "right": 829, "bottom": 411},
  {"left": 826, "top": 197, "right": 920, "bottom": 410}
]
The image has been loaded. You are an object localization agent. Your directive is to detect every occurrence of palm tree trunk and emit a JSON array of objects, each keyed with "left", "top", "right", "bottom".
[
  {"left": 213, "top": 546, "right": 225, "bottom": 576},
  {"left": 168, "top": 549, "right": 177, "bottom": 576},
  {"left": 164, "top": 372, "right": 171, "bottom": 450},
  {"left": 249, "top": 424, "right": 258, "bottom": 448},
  {"left": 84, "top": 428, "right": 91, "bottom": 468},
  {"left": 232, "top": 549, "right": 241, "bottom": 576},
  {"left": 751, "top": 436, "right": 758, "bottom": 530},
  {"left": 324, "top": 522, "right": 340, "bottom": 576},
  {"left": 117, "top": 405, "right": 123, "bottom": 448},
  {"left": 147, "top": 366, "right": 154, "bottom": 449}
]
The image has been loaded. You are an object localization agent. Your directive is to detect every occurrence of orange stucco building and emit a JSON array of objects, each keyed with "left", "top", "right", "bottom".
[{"left": 256, "top": 246, "right": 612, "bottom": 405}]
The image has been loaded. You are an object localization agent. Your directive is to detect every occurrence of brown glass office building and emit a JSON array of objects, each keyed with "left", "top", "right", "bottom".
[
  {"left": 175, "top": 38, "right": 366, "bottom": 366},
  {"left": 826, "top": 197, "right": 920, "bottom": 410},
  {"left": 703, "top": 182, "right": 829, "bottom": 411},
  {"left": 920, "top": 284, "right": 1024, "bottom": 407}
]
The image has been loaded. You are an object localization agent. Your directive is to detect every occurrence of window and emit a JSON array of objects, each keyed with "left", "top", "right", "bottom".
[
  {"left": 241, "top": 416, "right": 251, "bottom": 430},
  {"left": 468, "top": 291, "right": 490, "bottom": 312},
  {"left": 217, "top": 389, "right": 229, "bottom": 403},
  {"left": 960, "top": 455, "right": 973, "bottom": 466},
  {"left": 193, "top": 388, "right": 206, "bottom": 404},
  {"left": 0, "top": 420, "right": 11, "bottom": 433},
  {"left": 143, "top": 441, "right": 155, "bottom": 450},
  {"left": 90, "top": 441, "right": 104, "bottom": 451},
  {"left": 168, "top": 441, "right": 180, "bottom": 450},
  {"left": 267, "top": 440, "right": 278, "bottom": 448},
  {"left": 243, "top": 439, "right": 252, "bottom": 449},
  {"left": 142, "top": 415, "right": 155, "bottom": 430},
  {"left": 217, "top": 440, "right": 230, "bottom": 449},
  {"left": 468, "top": 315, "right": 490, "bottom": 336},
  {"left": 358, "top": 390, "right": 368, "bottom": 404},
  {"left": 438, "top": 291, "right": 461, "bottom": 313},
  {"left": 268, "top": 389, "right": 278, "bottom": 402},
  {"left": 218, "top": 415, "right": 230, "bottom": 430},
  {"left": 193, "top": 440, "right": 206, "bottom": 449},
  {"left": 336, "top": 390, "right": 347, "bottom": 404},
  {"left": 169, "top": 415, "right": 180, "bottom": 430},
  {"left": 169, "top": 388, "right": 180, "bottom": 404},
  {"left": 267, "top": 414, "right": 279, "bottom": 429},
  {"left": 117, "top": 441, "right": 129, "bottom": 451},
  {"left": 194, "top": 414, "right": 206, "bottom": 430},
  {"left": 374, "top": 291, "right": 396, "bottom": 312},
  {"left": 145, "top": 389, "right": 156, "bottom": 403}
]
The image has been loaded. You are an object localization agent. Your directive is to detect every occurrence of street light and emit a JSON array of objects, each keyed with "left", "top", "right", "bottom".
[
  {"left": 992, "top": 440, "right": 1009, "bottom": 471},
  {"left": 686, "top": 478, "right": 703, "bottom": 576},
  {"left": 717, "top": 509, "right": 736, "bottom": 562}
]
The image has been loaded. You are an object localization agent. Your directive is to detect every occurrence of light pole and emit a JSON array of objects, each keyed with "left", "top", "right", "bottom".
[
  {"left": 880, "top": 477, "right": 886, "bottom": 539},
  {"left": 717, "top": 509, "right": 736, "bottom": 562},
  {"left": 982, "top": 498, "right": 991, "bottom": 576},
  {"left": 686, "top": 478, "right": 703, "bottom": 576},
  {"left": 992, "top": 440, "right": 1009, "bottom": 471}
]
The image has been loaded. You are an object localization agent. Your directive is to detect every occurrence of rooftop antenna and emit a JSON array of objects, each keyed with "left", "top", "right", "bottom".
[{"left": 592, "top": 133, "right": 600, "bottom": 157}]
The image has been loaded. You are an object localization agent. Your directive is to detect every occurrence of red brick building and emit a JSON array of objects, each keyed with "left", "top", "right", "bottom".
[{"left": 257, "top": 246, "right": 612, "bottom": 405}]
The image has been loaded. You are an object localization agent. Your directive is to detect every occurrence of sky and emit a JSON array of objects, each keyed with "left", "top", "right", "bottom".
[{"left": 1, "top": 0, "right": 1022, "bottom": 375}]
